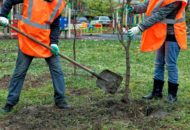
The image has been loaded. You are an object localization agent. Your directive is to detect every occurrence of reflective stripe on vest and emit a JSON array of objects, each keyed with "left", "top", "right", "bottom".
[
  {"left": 144, "top": 11, "right": 185, "bottom": 24},
  {"left": 151, "top": 0, "right": 165, "bottom": 14},
  {"left": 18, "top": 0, "right": 63, "bottom": 29},
  {"left": 16, "top": 14, "right": 50, "bottom": 29},
  {"left": 49, "top": 0, "right": 63, "bottom": 22}
]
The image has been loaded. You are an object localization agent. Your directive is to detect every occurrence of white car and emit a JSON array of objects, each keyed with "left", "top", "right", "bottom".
[{"left": 90, "top": 16, "right": 111, "bottom": 25}]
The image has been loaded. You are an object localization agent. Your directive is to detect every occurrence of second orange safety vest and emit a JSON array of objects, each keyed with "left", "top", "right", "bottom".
[
  {"left": 17, "top": 0, "right": 66, "bottom": 57},
  {"left": 141, "top": 0, "right": 187, "bottom": 52}
]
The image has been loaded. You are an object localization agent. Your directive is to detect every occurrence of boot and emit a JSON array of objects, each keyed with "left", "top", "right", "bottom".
[
  {"left": 1, "top": 104, "right": 14, "bottom": 114},
  {"left": 165, "top": 81, "right": 178, "bottom": 103},
  {"left": 142, "top": 79, "right": 164, "bottom": 99},
  {"left": 55, "top": 101, "right": 71, "bottom": 109}
]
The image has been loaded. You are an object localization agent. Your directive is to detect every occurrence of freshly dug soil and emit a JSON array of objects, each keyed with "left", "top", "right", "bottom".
[{"left": 0, "top": 99, "right": 168, "bottom": 129}]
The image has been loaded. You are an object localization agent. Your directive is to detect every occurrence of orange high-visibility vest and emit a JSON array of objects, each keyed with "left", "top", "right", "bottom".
[
  {"left": 141, "top": 0, "right": 187, "bottom": 52},
  {"left": 17, "top": 0, "right": 66, "bottom": 57}
]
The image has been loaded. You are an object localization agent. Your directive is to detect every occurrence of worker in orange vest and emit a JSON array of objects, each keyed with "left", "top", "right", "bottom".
[
  {"left": 0, "top": 0, "right": 70, "bottom": 114},
  {"left": 127, "top": 0, "right": 187, "bottom": 103}
]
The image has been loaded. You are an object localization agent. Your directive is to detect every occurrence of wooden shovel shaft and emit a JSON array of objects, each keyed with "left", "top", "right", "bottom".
[{"left": 7, "top": 24, "right": 104, "bottom": 80}]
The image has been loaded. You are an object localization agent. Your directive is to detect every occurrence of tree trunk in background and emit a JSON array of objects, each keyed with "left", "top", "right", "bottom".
[
  {"left": 72, "top": 0, "right": 78, "bottom": 75},
  {"left": 73, "top": 19, "right": 77, "bottom": 75},
  {"left": 109, "top": 0, "right": 116, "bottom": 34}
]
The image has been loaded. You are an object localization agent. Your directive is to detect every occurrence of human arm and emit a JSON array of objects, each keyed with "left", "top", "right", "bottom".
[
  {"left": 133, "top": 0, "right": 149, "bottom": 14},
  {"left": 138, "top": 1, "right": 181, "bottom": 32},
  {"left": 0, "top": 0, "right": 24, "bottom": 18},
  {"left": 128, "top": 1, "right": 182, "bottom": 37},
  {"left": 50, "top": 15, "right": 61, "bottom": 56},
  {"left": 0, "top": 0, "right": 23, "bottom": 26}
]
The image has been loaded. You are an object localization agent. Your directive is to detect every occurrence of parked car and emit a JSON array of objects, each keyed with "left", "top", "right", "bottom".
[
  {"left": 90, "top": 16, "right": 111, "bottom": 25},
  {"left": 76, "top": 17, "right": 88, "bottom": 24}
]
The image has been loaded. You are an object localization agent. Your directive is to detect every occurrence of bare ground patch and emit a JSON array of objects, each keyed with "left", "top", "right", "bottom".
[
  {"left": 0, "top": 49, "right": 18, "bottom": 54},
  {"left": 0, "top": 74, "right": 51, "bottom": 90},
  {"left": 0, "top": 99, "right": 171, "bottom": 129},
  {"left": 0, "top": 72, "right": 94, "bottom": 90},
  {"left": 67, "top": 88, "right": 90, "bottom": 96}
]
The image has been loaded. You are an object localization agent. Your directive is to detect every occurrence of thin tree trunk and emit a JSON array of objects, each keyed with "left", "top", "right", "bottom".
[
  {"left": 122, "top": 40, "right": 131, "bottom": 103},
  {"left": 73, "top": 22, "right": 77, "bottom": 75},
  {"left": 121, "top": 0, "right": 132, "bottom": 103},
  {"left": 72, "top": 0, "right": 78, "bottom": 75},
  {"left": 109, "top": 0, "right": 115, "bottom": 34}
]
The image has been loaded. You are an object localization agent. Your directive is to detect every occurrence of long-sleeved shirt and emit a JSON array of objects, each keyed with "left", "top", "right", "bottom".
[
  {"left": 0, "top": 0, "right": 60, "bottom": 45},
  {"left": 134, "top": 1, "right": 182, "bottom": 41}
]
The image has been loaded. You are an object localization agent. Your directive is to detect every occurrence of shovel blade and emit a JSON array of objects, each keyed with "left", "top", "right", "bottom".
[{"left": 96, "top": 69, "right": 123, "bottom": 94}]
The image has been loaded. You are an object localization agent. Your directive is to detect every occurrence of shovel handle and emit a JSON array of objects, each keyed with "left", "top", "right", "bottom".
[{"left": 7, "top": 24, "right": 103, "bottom": 79}]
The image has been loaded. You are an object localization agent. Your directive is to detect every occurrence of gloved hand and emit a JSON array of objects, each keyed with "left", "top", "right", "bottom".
[
  {"left": 51, "top": 44, "right": 59, "bottom": 56},
  {"left": 0, "top": 17, "right": 9, "bottom": 26},
  {"left": 127, "top": 26, "right": 141, "bottom": 37},
  {"left": 126, "top": 5, "right": 134, "bottom": 13}
]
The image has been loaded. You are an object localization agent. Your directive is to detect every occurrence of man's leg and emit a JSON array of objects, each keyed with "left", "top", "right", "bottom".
[
  {"left": 45, "top": 55, "right": 70, "bottom": 109},
  {"left": 2, "top": 49, "right": 33, "bottom": 113},
  {"left": 165, "top": 41, "right": 180, "bottom": 103},
  {"left": 143, "top": 43, "right": 165, "bottom": 99}
]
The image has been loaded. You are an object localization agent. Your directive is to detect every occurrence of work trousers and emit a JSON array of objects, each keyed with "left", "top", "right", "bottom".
[
  {"left": 154, "top": 41, "right": 180, "bottom": 84},
  {"left": 6, "top": 49, "right": 66, "bottom": 105}
]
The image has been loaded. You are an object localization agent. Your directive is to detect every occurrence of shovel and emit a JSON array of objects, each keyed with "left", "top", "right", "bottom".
[{"left": 7, "top": 24, "right": 123, "bottom": 94}]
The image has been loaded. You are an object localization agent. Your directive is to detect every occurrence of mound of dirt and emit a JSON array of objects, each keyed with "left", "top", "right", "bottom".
[{"left": 0, "top": 99, "right": 168, "bottom": 129}]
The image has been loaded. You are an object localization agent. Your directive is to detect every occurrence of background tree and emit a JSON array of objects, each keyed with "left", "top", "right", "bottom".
[
  {"left": 109, "top": 0, "right": 117, "bottom": 34},
  {"left": 69, "top": 0, "right": 80, "bottom": 75},
  {"left": 80, "top": 0, "right": 119, "bottom": 17}
]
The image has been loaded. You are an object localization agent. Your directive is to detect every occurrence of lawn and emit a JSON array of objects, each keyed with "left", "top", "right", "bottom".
[{"left": 0, "top": 39, "right": 190, "bottom": 129}]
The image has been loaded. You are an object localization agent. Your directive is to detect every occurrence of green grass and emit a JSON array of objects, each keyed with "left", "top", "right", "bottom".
[{"left": 0, "top": 39, "right": 190, "bottom": 129}]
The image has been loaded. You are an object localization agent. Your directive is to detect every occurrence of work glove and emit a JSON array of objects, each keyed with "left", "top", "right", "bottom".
[
  {"left": 127, "top": 26, "right": 141, "bottom": 37},
  {"left": 0, "top": 17, "right": 9, "bottom": 26},
  {"left": 126, "top": 5, "right": 134, "bottom": 13},
  {"left": 51, "top": 44, "right": 59, "bottom": 56}
]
